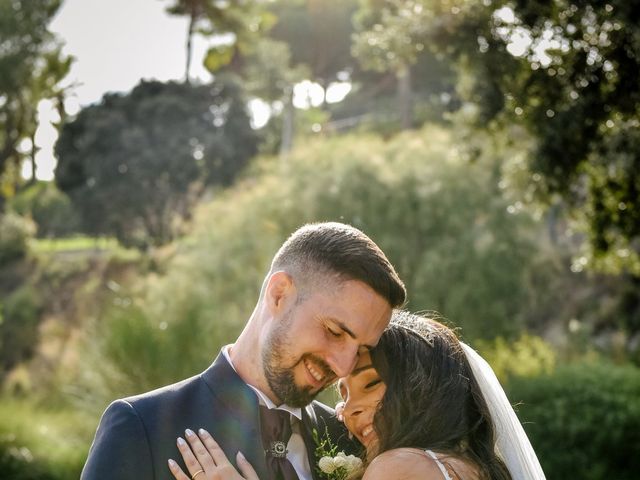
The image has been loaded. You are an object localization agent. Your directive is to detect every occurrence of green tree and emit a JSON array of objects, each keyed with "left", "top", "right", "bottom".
[
  {"left": 352, "top": 0, "right": 428, "bottom": 128},
  {"left": 198, "top": 2, "right": 308, "bottom": 155},
  {"left": 350, "top": 0, "right": 640, "bottom": 270},
  {"left": 484, "top": 1, "right": 640, "bottom": 271},
  {"left": 54, "top": 79, "right": 258, "bottom": 247},
  {"left": 351, "top": 1, "right": 461, "bottom": 129},
  {"left": 0, "top": 0, "right": 72, "bottom": 204},
  {"left": 160, "top": 0, "right": 258, "bottom": 83},
  {"left": 234, "top": 36, "right": 309, "bottom": 155},
  {"left": 9, "top": 181, "right": 80, "bottom": 238},
  {"left": 268, "top": 0, "right": 359, "bottom": 99}
]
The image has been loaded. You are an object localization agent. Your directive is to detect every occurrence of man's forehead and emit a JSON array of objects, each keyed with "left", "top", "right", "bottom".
[
  {"left": 332, "top": 312, "right": 389, "bottom": 347},
  {"left": 307, "top": 282, "right": 391, "bottom": 333}
]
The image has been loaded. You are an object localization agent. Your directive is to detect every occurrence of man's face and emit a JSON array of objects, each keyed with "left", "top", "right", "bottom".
[{"left": 262, "top": 279, "right": 392, "bottom": 407}]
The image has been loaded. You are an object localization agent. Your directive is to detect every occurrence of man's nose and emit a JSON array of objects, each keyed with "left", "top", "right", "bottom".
[{"left": 326, "top": 343, "right": 359, "bottom": 378}]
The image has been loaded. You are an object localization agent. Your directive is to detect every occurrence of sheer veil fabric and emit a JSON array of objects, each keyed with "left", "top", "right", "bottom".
[{"left": 461, "top": 343, "right": 546, "bottom": 480}]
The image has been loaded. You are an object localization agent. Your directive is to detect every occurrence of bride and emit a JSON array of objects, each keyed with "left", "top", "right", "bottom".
[{"left": 168, "top": 311, "right": 545, "bottom": 480}]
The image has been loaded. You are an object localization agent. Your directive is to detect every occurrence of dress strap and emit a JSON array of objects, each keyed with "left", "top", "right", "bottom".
[{"left": 425, "top": 450, "right": 454, "bottom": 480}]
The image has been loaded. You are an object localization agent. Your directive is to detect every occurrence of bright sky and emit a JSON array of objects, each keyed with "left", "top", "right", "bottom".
[{"left": 25, "top": 0, "right": 350, "bottom": 181}]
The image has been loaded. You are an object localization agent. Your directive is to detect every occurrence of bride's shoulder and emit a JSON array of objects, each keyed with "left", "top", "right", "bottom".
[{"left": 362, "top": 448, "right": 449, "bottom": 480}]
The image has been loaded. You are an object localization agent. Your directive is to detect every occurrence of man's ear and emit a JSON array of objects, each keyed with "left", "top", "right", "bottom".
[{"left": 265, "top": 271, "right": 296, "bottom": 314}]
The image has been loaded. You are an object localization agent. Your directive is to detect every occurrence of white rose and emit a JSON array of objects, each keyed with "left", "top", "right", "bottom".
[
  {"left": 318, "top": 456, "right": 337, "bottom": 474},
  {"left": 345, "top": 455, "right": 363, "bottom": 471},
  {"left": 333, "top": 455, "right": 347, "bottom": 469}
]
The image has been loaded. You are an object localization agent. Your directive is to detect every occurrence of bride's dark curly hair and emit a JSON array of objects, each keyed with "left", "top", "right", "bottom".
[{"left": 369, "top": 311, "right": 512, "bottom": 480}]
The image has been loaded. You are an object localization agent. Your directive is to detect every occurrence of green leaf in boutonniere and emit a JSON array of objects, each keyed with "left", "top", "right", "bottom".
[{"left": 312, "top": 427, "right": 363, "bottom": 480}]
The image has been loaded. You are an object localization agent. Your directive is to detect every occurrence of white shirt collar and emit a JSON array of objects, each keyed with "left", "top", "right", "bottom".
[{"left": 222, "top": 344, "right": 302, "bottom": 420}]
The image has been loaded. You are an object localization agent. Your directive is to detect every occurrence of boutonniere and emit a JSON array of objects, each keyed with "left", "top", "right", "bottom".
[{"left": 312, "top": 427, "right": 363, "bottom": 480}]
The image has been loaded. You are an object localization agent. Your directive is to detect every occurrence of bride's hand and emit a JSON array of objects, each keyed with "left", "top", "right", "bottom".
[
  {"left": 335, "top": 401, "right": 346, "bottom": 422},
  {"left": 168, "top": 428, "right": 259, "bottom": 480}
]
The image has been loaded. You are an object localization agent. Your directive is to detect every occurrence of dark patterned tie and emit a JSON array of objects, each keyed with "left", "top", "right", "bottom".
[{"left": 259, "top": 406, "right": 300, "bottom": 480}]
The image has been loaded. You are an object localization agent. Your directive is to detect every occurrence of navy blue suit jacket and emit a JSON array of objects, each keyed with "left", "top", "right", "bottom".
[{"left": 81, "top": 352, "right": 356, "bottom": 479}]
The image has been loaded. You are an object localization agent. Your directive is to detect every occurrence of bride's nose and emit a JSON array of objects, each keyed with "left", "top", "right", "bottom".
[{"left": 343, "top": 401, "right": 364, "bottom": 419}]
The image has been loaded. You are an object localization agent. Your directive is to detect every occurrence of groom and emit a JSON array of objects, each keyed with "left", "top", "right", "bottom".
[{"left": 81, "top": 222, "right": 406, "bottom": 480}]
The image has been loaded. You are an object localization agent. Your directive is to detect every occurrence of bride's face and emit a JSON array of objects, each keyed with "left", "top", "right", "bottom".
[{"left": 337, "top": 351, "right": 386, "bottom": 456}]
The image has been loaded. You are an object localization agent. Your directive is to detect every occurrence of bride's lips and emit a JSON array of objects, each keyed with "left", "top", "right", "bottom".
[{"left": 359, "top": 424, "right": 375, "bottom": 445}]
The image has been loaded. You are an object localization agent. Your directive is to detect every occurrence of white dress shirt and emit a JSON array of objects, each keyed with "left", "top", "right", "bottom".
[{"left": 222, "top": 345, "right": 312, "bottom": 480}]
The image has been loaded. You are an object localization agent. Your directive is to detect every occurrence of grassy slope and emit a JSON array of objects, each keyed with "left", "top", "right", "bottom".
[{"left": 0, "top": 239, "right": 145, "bottom": 479}]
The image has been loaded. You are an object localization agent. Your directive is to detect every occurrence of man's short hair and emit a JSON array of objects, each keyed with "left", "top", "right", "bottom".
[{"left": 271, "top": 222, "right": 406, "bottom": 307}]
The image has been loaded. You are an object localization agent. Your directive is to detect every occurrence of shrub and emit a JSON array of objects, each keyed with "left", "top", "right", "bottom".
[
  {"left": 0, "top": 440, "right": 56, "bottom": 480},
  {"left": 475, "top": 334, "right": 556, "bottom": 383},
  {"left": 179, "top": 125, "right": 540, "bottom": 340},
  {"left": 0, "top": 286, "right": 44, "bottom": 374},
  {"left": 0, "top": 437, "right": 58, "bottom": 480},
  {"left": 0, "top": 397, "right": 91, "bottom": 480},
  {"left": 82, "top": 125, "right": 553, "bottom": 403},
  {"left": 0, "top": 212, "right": 35, "bottom": 265},
  {"left": 9, "top": 182, "right": 80, "bottom": 238},
  {"left": 79, "top": 302, "right": 221, "bottom": 408},
  {"left": 507, "top": 362, "right": 640, "bottom": 479}
]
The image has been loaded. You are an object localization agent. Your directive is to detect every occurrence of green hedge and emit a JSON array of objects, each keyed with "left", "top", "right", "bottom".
[
  {"left": 0, "top": 286, "right": 44, "bottom": 375},
  {"left": 9, "top": 182, "right": 80, "bottom": 238},
  {"left": 0, "top": 212, "right": 35, "bottom": 266},
  {"left": 0, "top": 439, "right": 58, "bottom": 480},
  {"left": 507, "top": 362, "right": 640, "bottom": 480},
  {"left": 0, "top": 398, "right": 91, "bottom": 480}
]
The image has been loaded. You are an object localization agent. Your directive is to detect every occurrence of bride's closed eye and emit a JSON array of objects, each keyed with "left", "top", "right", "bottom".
[{"left": 365, "top": 378, "right": 382, "bottom": 389}]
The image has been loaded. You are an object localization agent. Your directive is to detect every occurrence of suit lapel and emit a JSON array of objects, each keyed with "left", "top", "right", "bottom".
[
  {"left": 200, "top": 355, "right": 360, "bottom": 480},
  {"left": 300, "top": 405, "right": 322, "bottom": 480},
  {"left": 200, "top": 353, "right": 269, "bottom": 478}
]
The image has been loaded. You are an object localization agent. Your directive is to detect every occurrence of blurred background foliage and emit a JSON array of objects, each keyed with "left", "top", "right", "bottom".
[
  {"left": 507, "top": 361, "right": 640, "bottom": 480},
  {"left": 1, "top": 0, "right": 639, "bottom": 478}
]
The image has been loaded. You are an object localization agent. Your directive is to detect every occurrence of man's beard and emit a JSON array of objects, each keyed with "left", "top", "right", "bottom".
[{"left": 262, "top": 316, "right": 333, "bottom": 407}]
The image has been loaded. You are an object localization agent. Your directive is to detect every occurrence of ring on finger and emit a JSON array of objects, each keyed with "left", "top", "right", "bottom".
[{"left": 191, "top": 469, "right": 204, "bottom": 479}]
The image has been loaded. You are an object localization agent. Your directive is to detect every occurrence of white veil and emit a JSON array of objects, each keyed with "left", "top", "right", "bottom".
[{"left": 461, "top": 342, "right": 546, "bottom": 480}]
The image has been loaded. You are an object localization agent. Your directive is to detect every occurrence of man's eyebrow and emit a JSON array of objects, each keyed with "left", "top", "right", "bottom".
[{"left": 333, "top": 320, "right": 375, "bottom": 350}]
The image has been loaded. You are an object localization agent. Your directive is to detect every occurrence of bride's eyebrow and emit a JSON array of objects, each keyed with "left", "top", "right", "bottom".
[{"left": 351, "top": 364, "right": 374, "bottom": 376}]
